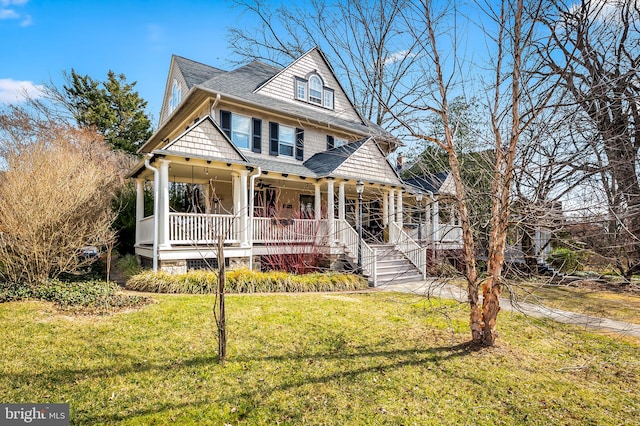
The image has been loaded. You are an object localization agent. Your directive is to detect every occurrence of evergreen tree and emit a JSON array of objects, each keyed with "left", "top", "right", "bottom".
[{"left": 60, "top": 69, "right": 153, "bottom": 153}]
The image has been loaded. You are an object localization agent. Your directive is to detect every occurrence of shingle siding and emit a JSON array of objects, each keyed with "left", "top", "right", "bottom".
[
  {"left": 333, "top": 140, "right": 402, "bottom": 185},
  {"left": 168, "top": 119, "right": 244, "bottom": 161},
  {"left": 160, "top": 63, "right": 189, "bottom": 125},
  {"left": 256, "top": 50, "right": 362, "bottom": 123}
]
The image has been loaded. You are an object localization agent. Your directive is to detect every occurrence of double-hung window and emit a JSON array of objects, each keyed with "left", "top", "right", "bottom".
[
  {"left": 296, "top": 78, "right": 307, "bottom": 100},
  {"left": 231, "top": 114, "right": 251, "bottom": 149},
  {"left": 220, "top": 111, "right": 262, "bottom": 152},
  {"left": 309, "top": 75, "right": 323, "bottom": 105},
  {"left": 279, "top": 125, "right": 295, "bottom": 157}
]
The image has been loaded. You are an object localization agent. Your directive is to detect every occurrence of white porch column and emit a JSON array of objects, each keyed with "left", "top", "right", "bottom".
[
  {"left": 396, "top": 189, "right": 403, "bottom": 227},
  {"left": 314, "top": 183, "right": 321, "bottom": 222},
  {"left": 327, "top": 180, "right": 335, "bottom": 246},
  {"left": 239, "top": 170, "right": 249, "bottom": 247},
  {"left": 135, "top": 178, "right": 144, "bottom": 246},
  {"left": 158, "top": 159, "right": 171, "bottom": 248},
  {"left": 338, "top": 181, "right": 345, "bottom": 243},
  {"left": 432, "top": 200, "right": 440, "bottom": 242},
  {"left": 424, "top": 203, "right": 431, "bottom": 242},
  {"left": 382, "top": 190, "right": 389, "bottom": 227},
  {"left": 389, "top": 188, "right": 396, "bottom": 224},
  {"left": 205, "top": 182, "right": 212, "bottom": 214},
  {"left": 232, "top": 170, "right": 247, "bottom": 244}
]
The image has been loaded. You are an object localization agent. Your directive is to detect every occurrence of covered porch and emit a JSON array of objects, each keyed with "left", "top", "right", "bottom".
[{"left": 130, "top": 151, "right": 429, "bottom": 281}]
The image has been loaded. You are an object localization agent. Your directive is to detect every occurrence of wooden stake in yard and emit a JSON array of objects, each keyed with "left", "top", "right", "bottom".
[{"left": 217, "top": 235, "right": 227, "bottom": 364}]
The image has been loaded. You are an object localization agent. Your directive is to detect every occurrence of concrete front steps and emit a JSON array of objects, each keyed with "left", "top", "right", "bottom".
[{"left": 369, "top": 244, "right": 424, "bottom": 286}]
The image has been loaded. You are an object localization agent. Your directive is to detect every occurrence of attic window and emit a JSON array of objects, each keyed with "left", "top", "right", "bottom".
[
  {"left": 309, "top": 75, "right": 322, "bottom": 104},
  {"left": 294, "top": 73, "right": 334, "bottom": 110},
  {"left": 169, "top": 79, "right": 181, "bottom": 113}
]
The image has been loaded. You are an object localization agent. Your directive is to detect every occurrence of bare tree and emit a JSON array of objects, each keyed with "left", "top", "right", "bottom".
[
  {"left": 537, "top": 0, "right": 640, "bottom": 280},
  {"left": 228, "top": 0, "right": 425, "bottom": 131},
  {"left": 0, "top": 102, "right": 128, "bottom": 286},
  {"left": 390, "top": 0, "right": 557, "bottom": 345}
]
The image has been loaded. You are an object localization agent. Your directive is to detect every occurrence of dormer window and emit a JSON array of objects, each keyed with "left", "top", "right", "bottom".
[
  {"left": 296, "top": 78, "right": 307, "bottom": 100},
  {"left": 169, "top": 79, "right": 181, "bottom": 113},
  {"left": 309, "top": 75, "right": 322, "bottom": 104},
  {"left": 294, "top": 73, "right": 334, "bottom": 110}
]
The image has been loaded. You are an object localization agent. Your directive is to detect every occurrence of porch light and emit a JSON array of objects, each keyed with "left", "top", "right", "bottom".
[
  {"left": 415, "top": 191, "right": 424, "bottom": 204},
  {"left": 356, "top": 180, "right": 364, "bottom": 194}
]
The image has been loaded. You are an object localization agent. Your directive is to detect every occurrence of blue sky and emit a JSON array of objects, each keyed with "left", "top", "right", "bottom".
[{"left": 0, "top": 0, "right": 250, "bottom": 124}]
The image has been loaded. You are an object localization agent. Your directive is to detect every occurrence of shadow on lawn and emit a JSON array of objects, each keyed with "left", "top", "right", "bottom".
[{"left": 17, "top": 342, "right": 480, "bottom": 424}]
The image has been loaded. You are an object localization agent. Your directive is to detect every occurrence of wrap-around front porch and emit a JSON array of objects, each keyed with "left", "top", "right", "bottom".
[{"left": 131, "top": 153, "right": 458, "bottom": 284}]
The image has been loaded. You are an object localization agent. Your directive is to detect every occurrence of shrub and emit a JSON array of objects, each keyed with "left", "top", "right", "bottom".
[
  {"left": 115, "top": 254, "right": 142, "bottom": 280},
  {"left": 0, "top": 279, "right": 152, "bottom": 314},
  {"left": 127, "top": 269, "right": 368, "bottom": 294},
  {"left": 547, "top": 248, "right": 585, "bottom": 273}
]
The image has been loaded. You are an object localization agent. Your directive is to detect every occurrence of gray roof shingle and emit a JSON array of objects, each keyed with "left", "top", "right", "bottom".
[
  {"left": 404, "top": 172, "right": 450, "bottom": 194},
  {"left": 303, "top": 138, "right": 368, "bottom": 176},
  {"left": 176, "top": 58, "right": 393, "bottom": 139},
  {"left": 173, "top": 55, "right": 226, "bottom": 89}
]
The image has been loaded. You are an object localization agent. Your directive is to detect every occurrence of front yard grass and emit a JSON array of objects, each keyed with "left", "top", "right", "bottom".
[{"left": 1, "top": 292, "right": 638, "bottom": 425}]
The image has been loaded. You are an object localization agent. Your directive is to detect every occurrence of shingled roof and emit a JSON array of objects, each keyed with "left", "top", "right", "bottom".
[
  {"left": 173, "top": 55, "right": 226, "bottom": 88},
  {"left": 171, "top": 56, "right": 393, "bottom": 140},
  {"left": 303, "top": 138, "right": 368, "bottom": 176},
  {"left": 404, "top": 172, "right": 450, "bottom": 194}
]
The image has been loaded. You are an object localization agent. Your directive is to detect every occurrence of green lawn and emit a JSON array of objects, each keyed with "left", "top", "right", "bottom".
[{"left": 1, "top": 292, "right": 638, "bottom": 425}]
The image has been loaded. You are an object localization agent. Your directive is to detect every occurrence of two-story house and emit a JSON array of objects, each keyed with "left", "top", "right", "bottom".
[{"left": 128, "top": 47, "right": 461, "bottom": 285}]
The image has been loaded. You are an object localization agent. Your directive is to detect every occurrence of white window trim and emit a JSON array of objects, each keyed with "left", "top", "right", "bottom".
[
  {"left": 169, "top": 79, "right": 181, "bottom": 113},
  {"left": 293, "top": 73, "right": 334, "bottom": 110},
  {"left": 231, "top": 113, "right": 251, "bottom": 150},
  {"left": 279, "top": 125, "right": 295, "bottom": 157}
]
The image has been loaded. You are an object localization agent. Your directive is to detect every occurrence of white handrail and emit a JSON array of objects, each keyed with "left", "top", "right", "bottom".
[
  {"left": 389, "top": 222, "right": 426, "bottom": 279},
  {"left": 336, "top": 219, "right": 377, "bottom": 285}
]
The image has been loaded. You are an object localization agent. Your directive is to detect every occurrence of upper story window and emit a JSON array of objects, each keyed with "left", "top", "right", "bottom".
[
  {"left": 169, "top": 79, "right": 181, "bottom": 114},
  {"left": 309, "top": 75, "right": 323, "bottom": 104},
  {"left": 296, "top": 78, "right": 307, "bottom": 100},
  {"left": 334, "top": 138, "right": 347, "bottom": 148},
  {"left": 231, "top": 114, "right": 251, "bottom": 149},
  {"left": 220, "top": 110, "right": 262, "bottom": 153},
  {"left": 323, "top": 89, "right": 334, "bottom": 109},
  {"left": 294, "top": 73, "right": 334, "bottom": 110},
  {"left": 278, "top": 125, "right": 295, "bottom": 157}
]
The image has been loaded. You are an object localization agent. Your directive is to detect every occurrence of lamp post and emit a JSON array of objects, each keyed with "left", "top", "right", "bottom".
[
  {"left": 356, "top": 180, "right": 364, "bottom": 274},
  {"left": 416, "top": 191, "right": 424, "bottom": 245}
]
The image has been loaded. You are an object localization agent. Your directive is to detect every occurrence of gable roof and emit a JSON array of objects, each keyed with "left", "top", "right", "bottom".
[
  {"left": 173, "top": 55, "right": 226, "bottom": 89},
  {"left": 303, "top": 138, "right": 367, "bottom": 176},
  {"left": 162, "top": 115, "right": 248, "bottom": 162},
  {"left": 305, "top": 138, "right": 404, "bottom": 186},
  {"left": 141, "top": 49, "right": 398, "bottom": 154},
  {"left": 404, "top": 172, "right": 451, "bottom": 195},
  {"left": 254, "top": 47, "right": 365, "bottom": 124}
]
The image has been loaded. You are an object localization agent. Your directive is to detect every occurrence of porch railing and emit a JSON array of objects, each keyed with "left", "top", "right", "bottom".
[
  {"left": 389, "top": 222, "right": 426, "bottom": 279},
  {"left": 139, "top": 216, "right": 155, "bottom": 245},
  {"left": 252, "top": 218, "right": 326, "bottom": 243},
  {"left": 336, "top": 219, "right": 377, "bottom": 285},
  {"left": 169, "top": 213, "right": 237, "bottom": 244},
  {"left": 438, "top": 224, "right": 463, "bottom": 242}
]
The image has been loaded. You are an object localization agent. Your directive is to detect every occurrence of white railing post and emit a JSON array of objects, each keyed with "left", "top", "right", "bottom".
[{"left": 135, "top": 178, "right": 145, "bottom": 246}]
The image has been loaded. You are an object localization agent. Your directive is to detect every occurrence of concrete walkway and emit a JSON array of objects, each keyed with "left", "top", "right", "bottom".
[{"left": 377, "top": 279, "right": 640, "bottom": 340}]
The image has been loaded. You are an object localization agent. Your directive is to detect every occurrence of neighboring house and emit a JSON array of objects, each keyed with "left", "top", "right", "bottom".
[
  {"left": 129, "top": 47, "right": 461, "bottom": 285},
  {"left": 403, "top": 172, "right": 463, "bottom": 247}
]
